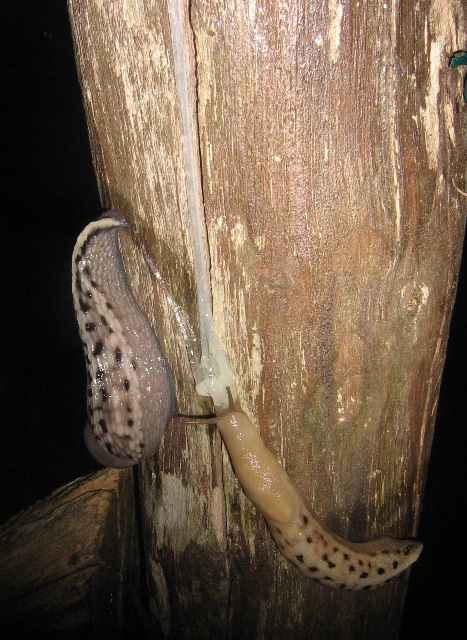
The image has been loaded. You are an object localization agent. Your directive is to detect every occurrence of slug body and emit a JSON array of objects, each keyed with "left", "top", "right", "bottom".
[
  {"left": 72, "top": 210, "right": 175, "bottom": 468},
  {"left": 214, "top": 393, "right": 422, "bottom": 590}
]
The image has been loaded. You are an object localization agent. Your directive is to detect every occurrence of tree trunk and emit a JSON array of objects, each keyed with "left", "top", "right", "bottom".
[{"left": 67, "top": 1, "right": 466, "bottom": 638}]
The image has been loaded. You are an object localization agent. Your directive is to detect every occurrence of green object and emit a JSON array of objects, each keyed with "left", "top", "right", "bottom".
[
  {"left": 449, "top": 52, "right": 467, "bottom": 69},
  {"left": 450, "top": 52, "right": 467, "bottom": 102}
]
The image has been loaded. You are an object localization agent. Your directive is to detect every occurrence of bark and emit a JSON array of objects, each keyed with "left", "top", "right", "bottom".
[
  {"left": 67, "top": 1, "right": 466, "bottom": 638},
  {"left": 0, "top": 469, "right": 141, "bottom": 639}
]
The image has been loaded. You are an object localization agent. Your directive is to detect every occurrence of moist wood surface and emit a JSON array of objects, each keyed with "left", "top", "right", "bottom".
[{"left": 67, "top": 1, "right": 466, "bottom": 638}]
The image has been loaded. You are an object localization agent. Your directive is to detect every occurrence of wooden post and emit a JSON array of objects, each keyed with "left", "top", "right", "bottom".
[
  {"left": 0, "top": 469, "right": 140, "bottom": 638},
  {"left": 67, "top": 1, "right": 466, "bottom": 637}
]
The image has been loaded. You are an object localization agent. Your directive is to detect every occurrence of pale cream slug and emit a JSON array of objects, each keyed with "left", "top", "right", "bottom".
[
  {"left": 141, "top": 249, "right": 423, "bottom": 590},
  {"left": 72, "top": 210, "right": 175, "bottom": 468},
  {"left": 203, "top": 389, "right": 422, "bottom": 590}
]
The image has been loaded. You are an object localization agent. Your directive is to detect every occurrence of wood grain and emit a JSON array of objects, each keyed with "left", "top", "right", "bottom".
[
  {"left": 0, "top": 469, "right": 140, "bottom": 638},
  {"left": 67, "top": 1, "right": 466, "bottom": 637}
]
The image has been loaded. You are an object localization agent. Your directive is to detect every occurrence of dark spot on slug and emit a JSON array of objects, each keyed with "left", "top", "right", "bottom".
[
  {"left": 99, "top": 419, "right": 108, "bottom": 433},
  {"left": 327, "top": 561, "right": 336, "bottom": 569},
  {"left": 90, "top": 280, "right": 98, "bottom": 288},
  {"left": 343, "top": 553, "right": 349, "bottom": 560},
  {"left": 131, "top": 359, "right": 137, "bottom": 370},
  {"left": 308, "top": 566, "right": 318, "bottom": 573},
  {"left": 101, "top": 388, "right": 108, "bottom": 402},
  {"left": 106, "top": 302, "right": 112, "bottom": 309},
  {"left": 100, "top": 315, "right": 108, "bottom": 325},
  {"left": 322, "top": 554, "right": 329, "bottom": 562},
  {"left": 85, "top": 322, "right": 96, "bottom": 332},
  {"left": 79, "top": 299, "right": 90, "bottom": 313},
  {"left": 96, "top": 368, "right": 104, "bottom": 381},
  {"left": 324, "top": 576, "right": 332, "bottom": 581},
  {"left": 115, "top": 347, "right": 122, "bottom": 363},
  {"left": 126, "top": 405, "right": 132, "bottom": 412},
  {"left": 358, "top": 559, "right": 364, "bottom": 566},
  {"left": 86, "top": 290, "right": 93, "bottom": 299},
  {"left": 377, "top": 568, "right": 385, "bottom": 575},
  {"left": 360, "top": 572, "right": 369, "bottom": 579},
  {"left": 127, "top": 419, "right": 134, "bottom": 427},
  {"left": 296, "top": 555, "right": 304, "bottom": 563},
  {"left": 403, "top": 547, "right": 411, "bottom": 556},
  {"left": 393, "top": 560, "right": 399, "bottom": 570},
  {"left": 349, "top": 565, "right": 355, "bottom": 572},
  {"left": 93, "top": 341, "right": 104, "bottom": 356},
  {"left": 124, "top": 378, "right": 130, "bottom": 391},
  {"left": 302, "top": 515, "right": 308, "bottom": 525},
  {"left": 333, "top": 547, "right": 338, "bottom": 553},
  {"left": 307, "top": 536, "right": 313, "bottom": 543}
]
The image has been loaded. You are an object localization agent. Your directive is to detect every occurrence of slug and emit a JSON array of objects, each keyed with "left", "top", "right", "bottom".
[
  {"left": 72, "top": 210, "right": 175, "bottom": 468},
  {"left": 209, "top": 388, "right": 422, "bottom": 590},
  {"left": 140, "top": 242, "right": 423, "bottom": 589}
]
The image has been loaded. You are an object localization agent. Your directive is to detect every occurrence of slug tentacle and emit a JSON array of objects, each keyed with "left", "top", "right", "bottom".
[
  {"left": 72, "top": 211, "right": 175, "bottom": 468},
  {"left": 213, "top": 391, "right": 422, "bottom": 590}
]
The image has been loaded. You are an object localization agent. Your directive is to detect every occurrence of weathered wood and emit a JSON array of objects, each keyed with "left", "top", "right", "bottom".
[
  {"left": 0, "top": 469, "right": 141, "bottom": 639},
  {"left": 67, "top": 1, "right": 466, "bottom": 638}
]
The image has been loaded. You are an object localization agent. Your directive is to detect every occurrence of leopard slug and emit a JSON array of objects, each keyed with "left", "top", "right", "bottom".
[
  {"left": 72, "top": 210, "right": 175, "bottom": 468},
  {"left": 142, "top": 245, "right": 423, "bottom": 590},
  {"left": 207, "top": 389, "right": 422, "bottom": 590}
]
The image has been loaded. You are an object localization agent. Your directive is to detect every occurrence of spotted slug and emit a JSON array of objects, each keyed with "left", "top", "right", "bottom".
[
  {"left": 72, "top": 210, "right": 175, "bottom": 468},
  {"left": 141, "top": 244, "right": 423, "bottom": 589},
  {"left": 208, "top": 389, "right": 422, "bottom": 590}
]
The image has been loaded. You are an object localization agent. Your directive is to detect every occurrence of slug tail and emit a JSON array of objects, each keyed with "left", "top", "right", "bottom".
[{"left": 267, "top": 505, "right": 422, "bottom": 590}]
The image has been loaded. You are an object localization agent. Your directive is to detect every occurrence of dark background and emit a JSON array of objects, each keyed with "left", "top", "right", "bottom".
[{"left": 2, "top": 3, "right": 465, "bottom": 638}]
